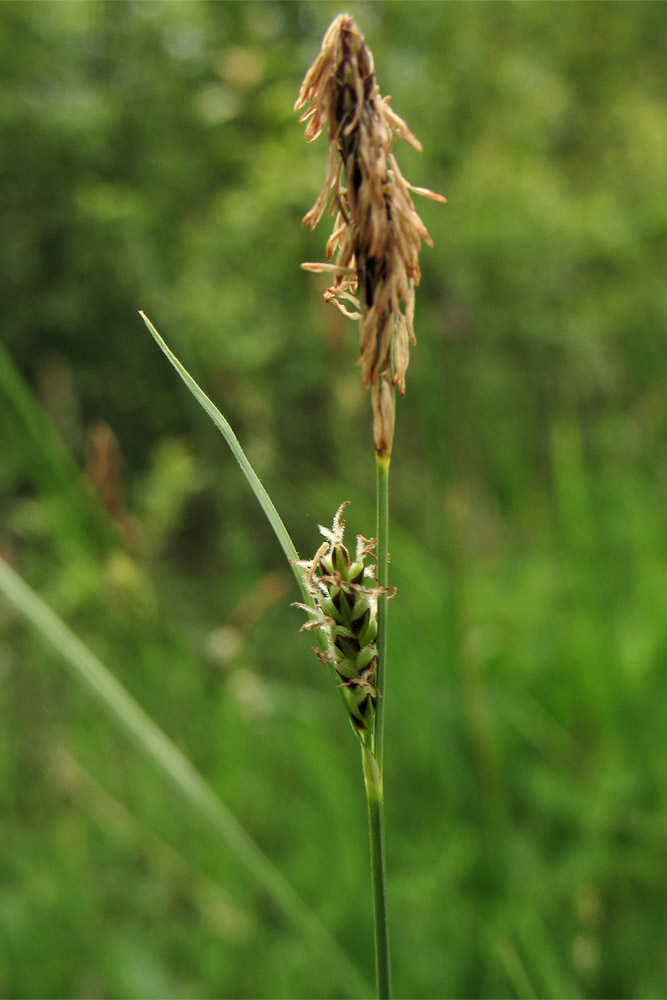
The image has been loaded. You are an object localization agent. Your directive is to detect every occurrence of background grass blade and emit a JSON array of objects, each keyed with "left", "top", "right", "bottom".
[
  {"left": 0, "top": 336, "right": 112, "bottom": 556},
  {"left": 0, "top": 555, "right": 371, "bottom": 998}
]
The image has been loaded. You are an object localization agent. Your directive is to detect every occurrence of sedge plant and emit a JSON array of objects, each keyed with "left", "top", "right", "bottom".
[
  {"left": 293, "top": 15, "right": 445, "bottom": 997},
  {"left": 143, "top": 13, "right": 444, "bottom": 998}
]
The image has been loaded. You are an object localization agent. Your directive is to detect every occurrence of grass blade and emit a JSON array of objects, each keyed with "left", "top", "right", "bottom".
[
  {"left": 139, "top": 312, "right": 311, "bottom": 604},
  {"left": 0, "top": 555, "right": 371, "bottom": 997},
  {"left": 0, "top": 337, "right": 111, "bottom": 554}
]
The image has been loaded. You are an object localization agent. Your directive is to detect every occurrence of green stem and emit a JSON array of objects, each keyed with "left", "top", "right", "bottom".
[
  {"left": 362, "top": 452, "right": 392, "bottom": 997},
  {"left": 362, "top": 745, "right": 391, "bottom": 999},
  {"left": 374, "top": 453, "right": 391, "bottom": 768}
]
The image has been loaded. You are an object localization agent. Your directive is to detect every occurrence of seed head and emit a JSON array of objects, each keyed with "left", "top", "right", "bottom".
[
  {"left": 296, "top": 14, "right": 445, "bottom": 456},
  {"left": 292, "top": 502, "right": 395, "bottom": 744}
]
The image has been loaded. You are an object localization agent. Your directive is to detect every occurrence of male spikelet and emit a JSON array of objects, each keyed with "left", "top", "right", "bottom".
[
  {"left": 293, "top": 503, "right": 394, "bottom": 744},
  {"left": 295, "top": 14, "right": 446, "bottom": 457}
]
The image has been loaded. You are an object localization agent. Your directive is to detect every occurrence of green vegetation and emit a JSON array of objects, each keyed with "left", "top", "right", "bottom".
[{"left": 1, "top": 2, "right": 666, "bottom": 997}]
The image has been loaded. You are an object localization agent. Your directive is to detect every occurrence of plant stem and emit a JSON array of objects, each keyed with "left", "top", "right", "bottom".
[
  {"left": 374, "top": 453, "right": 391, "bottom": 769},
  {"left": 362, "top": 744, "right": 391, "bottom": 999},
  {"left": 362, "top": 452, "right": 392, "bottom": 997}
]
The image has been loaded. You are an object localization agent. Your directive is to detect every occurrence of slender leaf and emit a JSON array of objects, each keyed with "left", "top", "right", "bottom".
[
  {"left": 0, "top": 555, "right": 371, "bottom": 998},
  {"left": 140, "top": 312, "right": 312, "bottom": 606}
]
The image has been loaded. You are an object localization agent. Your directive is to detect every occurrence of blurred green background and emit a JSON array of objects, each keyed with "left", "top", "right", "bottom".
[{"left": 1, "top": 1, "right": 666, "bottom": 997}]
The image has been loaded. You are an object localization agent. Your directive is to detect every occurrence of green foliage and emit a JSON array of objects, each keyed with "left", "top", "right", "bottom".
[{"left": 1, "top": 2, "right": 666, "bottom": 997}]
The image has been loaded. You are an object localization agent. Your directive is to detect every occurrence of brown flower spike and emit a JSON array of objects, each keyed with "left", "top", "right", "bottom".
[{"left": 296, "top": 14, "right": 445, "bottom": 457}]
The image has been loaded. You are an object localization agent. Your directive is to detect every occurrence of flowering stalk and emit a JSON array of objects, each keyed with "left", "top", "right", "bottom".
[
  {"left": 294, "top": 504, "right": 393, "bottom": 995},
  {"left": 295, "top": 15, "right": 444, "bottom": 997}
]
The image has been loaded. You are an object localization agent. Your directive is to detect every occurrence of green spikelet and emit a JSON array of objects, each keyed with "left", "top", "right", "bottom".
[{"left": 293, "top": 503, "right": 393, "bottom": 746}]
